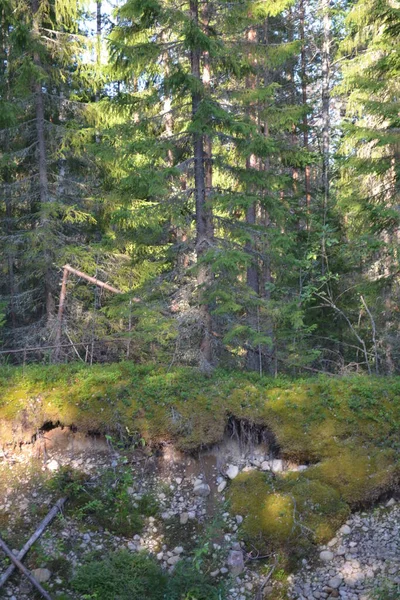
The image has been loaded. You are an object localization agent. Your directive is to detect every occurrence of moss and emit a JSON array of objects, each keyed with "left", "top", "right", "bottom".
[
  {"left": 308, "top": 446, "right": 399, "bottom": 506},
  {"left": 229, "top": 471, "right": 350, "bottom": 556}
]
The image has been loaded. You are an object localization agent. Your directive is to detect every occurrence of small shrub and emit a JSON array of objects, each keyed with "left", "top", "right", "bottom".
[
  {"left": 167, "top": 561, "right": 224, "bottom": 600},
  {"left": 72, "top": 551, "right": 167, "bottom": 600},
  {"left": 371, "top": 580, "right": 400, "bottom": 600}
]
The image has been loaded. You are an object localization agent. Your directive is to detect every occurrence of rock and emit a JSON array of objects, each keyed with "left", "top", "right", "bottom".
[
  {"left": 173, "top": 546, "right": 184, "bottom": 554},
  {"left": 157, "top": 552, "right": 163, "bottom": 560},
  {"left": 328, "top": 537, "right": 338, "bottom": 547},
  {"left": 328, "top": 576, "right": 343, "bottom": 589},
  {"left": 386, "top": 498, "right": 395, "bottom": 507},
  {"left": 218, "top": 480, "right": 227, "bottom": 493},
  {"left": 46, "top": 459, "right": 59, "bottom": 472},
  {"left": 261, "top": 461, "right": 271, "bottom": 471},
  {"left": 336, "top": 546, "right": 346, "bottom": 556},
  {"left": 235, "top": 515, "right": 243, "bottom": 524},
  {"left": 339, "top": 525, "right": 351, "bottom": 535},
  {"left": 188, "top": 511, "right": 196, "bottom": 520},
  {"left": 175, "top": 477, "right": 183, "bottom": 485},
  {"left": 32, "top": 568, "right": 51, "bottom": 583},
  {"left": 193, "top": 483, "right": 211, "bottom": 497},
  {"left": 227, "top": 550, "right": 244, "bottom": 576},
  {"left": 226, "top": 465, "right": 239, "bottom": 480},
  {"left": 320, "top": 551, "right": 334, "bottom": 562},
  {"left": 180, "top": 512, "right": 189, "bottom": 525},
  {"left": 210, "top": 569, "right": 220, "bottom": 577},
  {"left": 167, "top": 555, "right": 180, "bottom": 566},
  {"left": 271, "top": 459, "right": 284, "bottom": 473}
]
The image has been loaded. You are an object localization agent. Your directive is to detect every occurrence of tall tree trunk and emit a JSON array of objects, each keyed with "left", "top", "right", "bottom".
[
  {"left": 300, "top": 0, "right": 311, "bottom": 226},
  {"left": 321, "top": 0, "right": 331, "bottom": 273},
  {"left": 0, "top": 17, "right": 17, "bottom": 330},
  {"left": 32, "top": 0, "right": 54, "bottom": 319},
  {"left": 245, "top": 24, "right": 260, "bottom": 371},
  {"left": 202, "top": 1, "right": 212, "bottom": 196},
  {"left": 190, "top": 0, "right": 214, "bottom": 366}
]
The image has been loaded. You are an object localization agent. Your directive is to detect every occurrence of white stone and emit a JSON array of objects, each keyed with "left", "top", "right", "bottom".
[
  {"left": 180, "top": 512, "right": 189, "bottom": 525},
  {"left": 320, "top": 550, "right": 334, "bottom": 562},
  {"left": 193, "top": 483, "right": 211, "bottom": 497},
  {"left": 173, "top": 546, "right": 184, "bottom": 554},
  {"left": 227, "top": 550, "right": 244, "bottom": 576},
  {"left": 226, "top": 465, "right": 239, "bottom": 480},
  {"left": 261, "top": 461, "right": 271, "bottom": 471},
  {"left": 236, "top": 515, "right": 243, "bottom": 525},
  {"left": 218, "top": 480, "right": 227, "bottom": 493},
  {"left": 271, "top": 459, "right": 284, "bottom": 473},
  {"left": 328, "top": 575, "right": 343, "bottom": 589},
  {"left": 386, "top": 498, "right": 395, "bottom": 507},
  {"left": 167, "top": 555, "right": 180, "bottom": 566},
  {"left": 32, "top": 568, "right": 51, "bottom": 583},
  {"left": 46, "top": 459, "right": 59, "bottom": 472},
  {"left": 340, "top": 525, "right": 351, "bottom": 535}
]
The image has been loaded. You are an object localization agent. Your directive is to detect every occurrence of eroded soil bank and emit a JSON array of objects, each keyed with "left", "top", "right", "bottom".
[{"left": 0, "top": 425, "right": 399, "bottom": 600}]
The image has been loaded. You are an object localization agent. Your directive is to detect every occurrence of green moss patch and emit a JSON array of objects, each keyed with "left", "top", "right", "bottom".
[{"left": 229, "top": 471, "right": 349, "bottom": 556}]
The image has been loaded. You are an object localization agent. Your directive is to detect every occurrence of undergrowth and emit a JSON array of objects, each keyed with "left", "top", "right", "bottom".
[
  {"left": 46, "top": 466, "right": 159, "bottom": 537},
  {"left": 72, "top": 550, "right": 225, "bottom": 600}
]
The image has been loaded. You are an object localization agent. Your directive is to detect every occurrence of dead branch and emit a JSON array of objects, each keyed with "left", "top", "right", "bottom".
[
  {"left": 360, "top": 295, "right": 379, "bottom": 375},
  {"left": 0, "top": 537, "right": 53, "bottom": 600},
  {"left": 0, "top": 498, "right": 66, "bottom": 588}
]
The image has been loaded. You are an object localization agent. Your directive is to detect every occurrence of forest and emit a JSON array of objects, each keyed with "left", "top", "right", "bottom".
[
  {"left": 1, "top": 0, "right": 399, "bottom": 376},
  {"left": 0, "top": 2, "right": 400, "bottom": 599}
]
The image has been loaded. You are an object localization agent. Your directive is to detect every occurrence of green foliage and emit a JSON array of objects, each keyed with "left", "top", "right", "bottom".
[
  {"left": 47, "top": 464, "right": 159, "bottom": 536},
  {"left": 72, "top": 551, "right": 167, "bottom": 600},
  {"left": 371, "top": 580, "right": 400, "bottom": 600},
  {"left": 73, "top": 549, "right": 225, "bottom": 600}
]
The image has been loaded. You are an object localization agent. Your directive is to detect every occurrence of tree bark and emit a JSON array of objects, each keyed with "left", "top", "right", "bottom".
[
  {"left": 190, "top": 0, "right": 214, "bottom": 366},
  {"left": 300, "top": 0, "right": 311, "bottom": 225},
  {"left": 32, "top": 0, "right": 54, "bottom": 319},
  {"left": 321, "top": 0, "right": 331, "bottom": 272},
  {"left": 245, "top": 23, "right": 262, "bottom": 372}
]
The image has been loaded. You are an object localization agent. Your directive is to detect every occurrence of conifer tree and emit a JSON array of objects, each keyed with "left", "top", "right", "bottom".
[
  {"left": 337, "top": 0, "right": 400, "bottom": 372},
  {"left": 0, "top": 0, "right": 100, "bottom": 352}
]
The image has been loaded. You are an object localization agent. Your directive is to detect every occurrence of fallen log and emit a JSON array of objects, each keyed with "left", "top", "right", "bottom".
[
  {"left": 0, "top": 497, "right": 66, "bottom": 588},
  {"left": 0, "top": 537, "right": 53, "bottom": 600}
]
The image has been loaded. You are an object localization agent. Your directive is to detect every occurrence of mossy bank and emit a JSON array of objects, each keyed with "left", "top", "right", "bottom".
[{"left": 1, "top": 362, "right": 400, "bottom": 559}]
